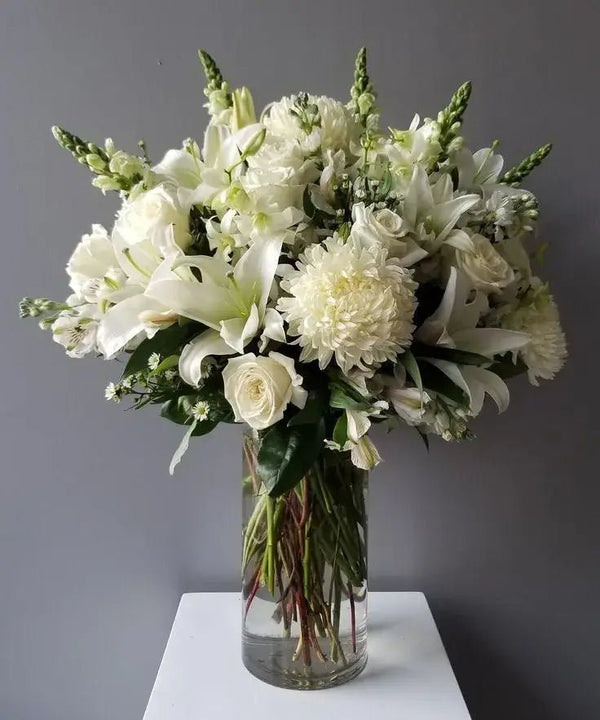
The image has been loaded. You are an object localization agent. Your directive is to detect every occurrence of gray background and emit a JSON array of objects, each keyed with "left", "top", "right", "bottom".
[{"left": 1, "top": 1, "right": 598, "bottom": 718}]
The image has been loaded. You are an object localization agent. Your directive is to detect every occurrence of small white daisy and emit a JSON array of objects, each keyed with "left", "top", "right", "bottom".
[
  {"left": 148, "top": 352, "right": 161, "bottom": 371},
  {"left": 191, "top": 400, "right": 210, "bottom": 422},
  {"left": 104, "top": 382, "right": 121, "bottom": 402}
]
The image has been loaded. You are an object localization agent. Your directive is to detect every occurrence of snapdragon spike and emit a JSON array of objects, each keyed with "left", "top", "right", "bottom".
[
  {"left": 51, "top": 126, "right": 144, "bottom": 193},
  {"left": 198, "top": 49, "right": 232, "bottom": 105},
  {"left": 500, "top": 143, "right": 553, "bottom": 185},
  {"left": 437, "top": 80, "right": 472, "bottom": 157},
  {"left": 349, "top": 47, "right": 377, "bottom": 126}
]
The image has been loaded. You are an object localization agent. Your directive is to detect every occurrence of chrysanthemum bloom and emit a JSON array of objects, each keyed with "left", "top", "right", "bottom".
[
  {"left": 278, "top": 236, "right": 417, "bottom": 374},
  {"left": 501, "top": 280, "right": 567, "bottom": 385},
  {"left": 263, "top": 94, "right": 361, "bottom": 156}
]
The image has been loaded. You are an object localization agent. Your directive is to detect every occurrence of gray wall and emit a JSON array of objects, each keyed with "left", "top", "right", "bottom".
[{"left": 1, "top": 1, "right": 598, "bottom": 718}]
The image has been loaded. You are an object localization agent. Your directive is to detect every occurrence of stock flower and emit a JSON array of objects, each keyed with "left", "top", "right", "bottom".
[
  {"left": 223, "top": 352, "right": 307, "bottom": 430},
  {"left": 278, "top": 235, "right": 417, "bottom": 374},
  {"left": 501, "top": 281, "right": 567, "bottom": 385}
]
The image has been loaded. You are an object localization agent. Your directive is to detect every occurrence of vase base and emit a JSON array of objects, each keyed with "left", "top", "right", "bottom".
[{"left": 242, "top": 631, "right": 368, "bottom": 690}]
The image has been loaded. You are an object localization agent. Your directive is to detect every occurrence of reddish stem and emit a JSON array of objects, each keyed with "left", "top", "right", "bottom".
[
  {"left": 244, "top": 570, "right": 260, "bottom": 619},
  {"left": 295, "top": 589, "right": 312, "bottom": 667}
]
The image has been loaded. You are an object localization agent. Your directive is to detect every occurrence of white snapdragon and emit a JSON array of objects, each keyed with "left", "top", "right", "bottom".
[{"left": 222, "top": 352, "right": 307, "bottom": 430}]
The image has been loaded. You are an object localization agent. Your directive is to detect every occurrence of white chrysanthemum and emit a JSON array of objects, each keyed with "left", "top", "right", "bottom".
[
  {"left": 278, "top": 236, "right": 417, "bottom": 374},
  {"left": 263, "top": 95, "right": 361, "bottom": 155},
  {"left": 501, "top": 281, "right": 567, "bottom": 386}
]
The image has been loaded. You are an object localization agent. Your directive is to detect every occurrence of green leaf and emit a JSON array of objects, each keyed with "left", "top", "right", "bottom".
[
  {"left": 402, "top": 350, "right": 424, "bottom": 394},
  {"left": 257, "top": 419, "right": 326, "bottom": 497},
  {"left": 412, "top": 342, "right": 491, "bottom": 367},
  {"left": 329, "top": 382, "right": 369, "bottom": 411},
  {"left": 122, "top": 323, "right": 195, "bottom": 378},
  {"left": 419, "top": 362, "right": 469, "bottom": 405},
  {"left": 332, "top": 413, "right": 348, "bottom": 447},
  {"left": 160, "top": 395, "right": 218, "bottom": 436},
  {"left": 153, "top": 354, "right": 179, "bottom": 373},
  {"left": 288, "top": 390, "right": 327, "bottom": 427},
  {"left": 302, "top": 185, "right": 317, "bottom": 220}
]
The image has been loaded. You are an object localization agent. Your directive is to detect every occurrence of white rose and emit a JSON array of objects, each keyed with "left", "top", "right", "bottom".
[
  {"left": 113, "top": 184, "right": 191, "bottom": 253},
  {"left": 223, "top": 352, "right": 307, "bottom": 430},
  {"left": 67, "top": 224, "right": 126, "bottom": 303},
  {"left": 454, "top": 233, "right": 514, "bottom": 292},
  {"left": 350, "top": 203, "right": 427, "bottom": 266}
]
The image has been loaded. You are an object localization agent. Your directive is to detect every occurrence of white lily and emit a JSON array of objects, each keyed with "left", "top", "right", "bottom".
[
  {"left": 416, "top": 267, "right": 530, "bottom": 417},
  {"left": 190, "top": 123, "right": 266, "bottom": 210},
  {"left": 454, "top": 146, "right": 504, "bottom": 191},
  {"left": 146, "top": 236, "right": 283, "bottom": 385},
  {"left": 417, "top": 267, "right": 529, "bottom": 357},
  {"left": 402, "top": 167, "right": 480, "bottom": 254}
]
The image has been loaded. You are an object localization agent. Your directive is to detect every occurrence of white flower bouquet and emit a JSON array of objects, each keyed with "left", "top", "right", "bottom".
[{"left": 20, "top": 49, "right": 566, "bottom": 685}]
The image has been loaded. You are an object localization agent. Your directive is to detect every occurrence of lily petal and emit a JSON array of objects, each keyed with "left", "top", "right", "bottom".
[
  {"left": 259, "top": 308, "right": 286, "bottom": 351},
  {"left": 233, "top": 236, "right": 282, "bottom": 314},
  {"left": 219, "top": 303, "right": 260, "bottom": 353},
  {"left": 97, "top": 294, "right": 168, "bottom": 358},
  {"left": 179, "top": 329, "right": 236, "bottom": 386},
  {"left": 453, "top": 327, "right": 530, "bottom": 357}
]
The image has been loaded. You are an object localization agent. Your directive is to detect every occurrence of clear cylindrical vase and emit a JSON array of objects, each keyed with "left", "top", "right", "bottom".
[{"left": 241, "top": 430, "right": 368, "bottom": 689}]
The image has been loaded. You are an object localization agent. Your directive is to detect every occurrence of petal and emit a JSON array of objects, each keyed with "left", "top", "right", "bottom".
[
  {"left": 233, "top": 236, "right": 282, "bottom": 313},
  {"left": 453, "top": 327, "right": 530, "bottom": 357},
  {"left": 97, "top": 294, "right": 167, "bottom": 358},
  {"left": 461, "top": 366, "right": 510, "bottom": 414},
  {"left": 169, "top": 420, "right": 198, "bottom": 475},
  {"left": 179, "top": 329, "right": 236, "bottom": 386},
  {"left": 146, "top": 277, "right": 236, "bottom": 328},
  {"left": 219, "top": 303, "right": 260, "bottom": 353},
  {"left": 259, "top": 308, "right": 286, "bottom": 351}
]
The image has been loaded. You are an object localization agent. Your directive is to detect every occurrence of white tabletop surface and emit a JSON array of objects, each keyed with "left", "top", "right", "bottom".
[{"left": 144, "top": 591, "right": 471, "bottom": 719}]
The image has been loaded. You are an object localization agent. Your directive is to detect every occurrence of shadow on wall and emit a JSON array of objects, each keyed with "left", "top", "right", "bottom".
[{"left": 433, "top": 607, "right": 563, "bottom": 720}]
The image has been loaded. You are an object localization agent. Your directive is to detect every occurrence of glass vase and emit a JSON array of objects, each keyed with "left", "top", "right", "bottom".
[{"left": 241, "top": 430, "right": 368, "bottom": 689}]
